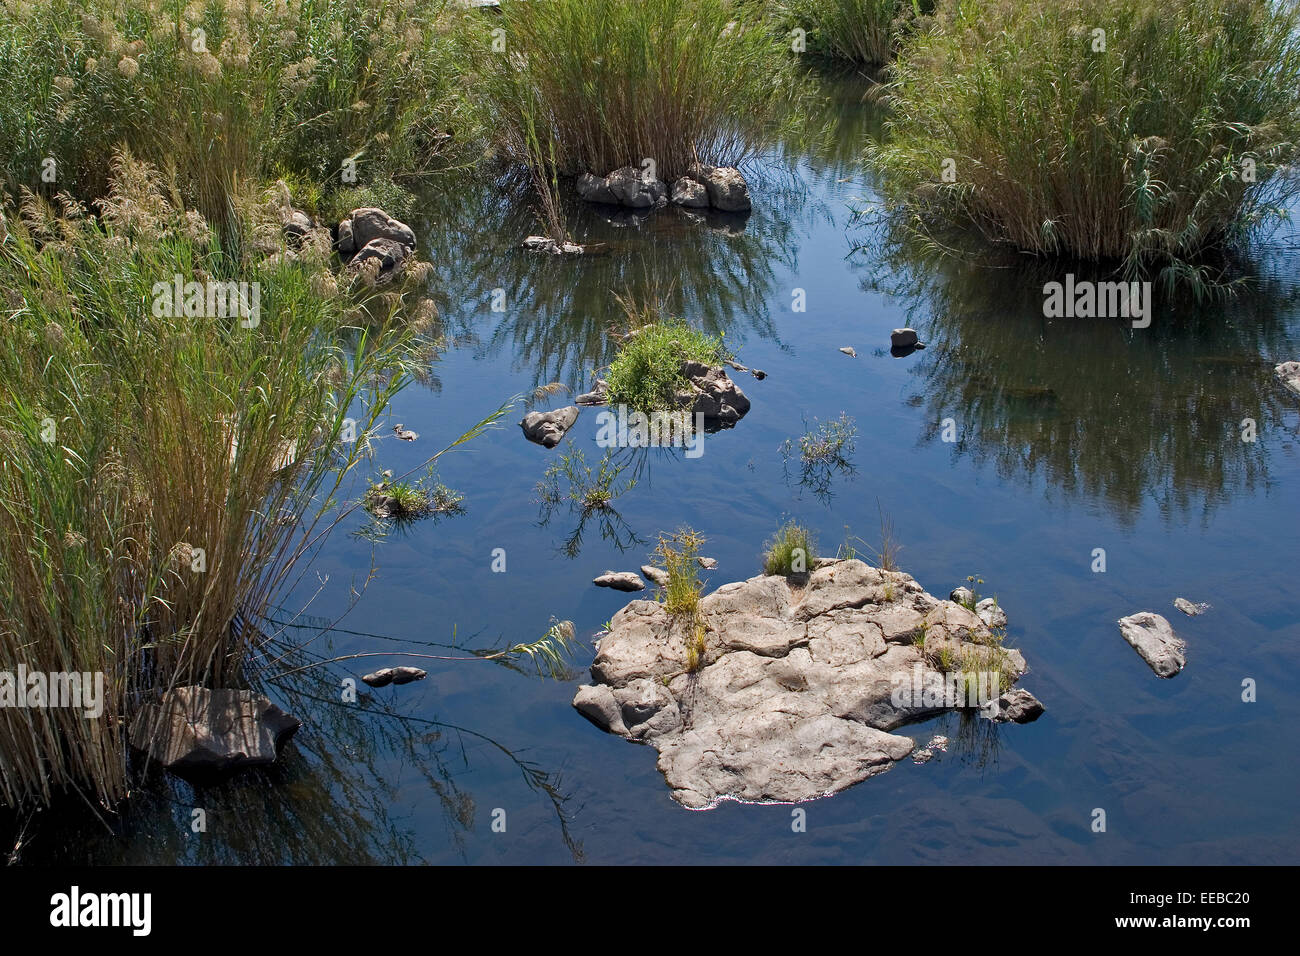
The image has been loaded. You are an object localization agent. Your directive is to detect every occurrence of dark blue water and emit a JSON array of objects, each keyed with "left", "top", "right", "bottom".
[{"left": 34, "top": 73, "right": 1300, "bottom": 865}]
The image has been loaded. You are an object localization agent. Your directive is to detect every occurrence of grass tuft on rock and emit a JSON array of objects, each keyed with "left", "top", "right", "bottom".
[
  {"left": 605, "top": 320, "right": 730, "bottom": 414},
  {"left": 763, "top": 520, "right": 818, "bottom": 576}
]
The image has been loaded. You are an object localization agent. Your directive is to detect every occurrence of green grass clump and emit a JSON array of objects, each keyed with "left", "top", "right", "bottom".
[
  {"left": 868, "top": 0, "right": 1300, "bottom": 289},
  {"left": 605, "top": 320, "right": 731, "bottom": 414},
  {"left": 772, "top": 0, "right": 922, "bottom": 66},
  {"left": 485, "top": 0, "right": 802, "bottom": 181},
  {"left": 0, "top": 0, "right": 475, "bottom": 228},
  {"left": 0, "top": 152, "right": 498, "bottom": 809},
  {"left": 763, "top": 521, "right": 817, "bottom": 575},
  {"left": 654, "top": 529, "right": 707, "bottom": 671}
]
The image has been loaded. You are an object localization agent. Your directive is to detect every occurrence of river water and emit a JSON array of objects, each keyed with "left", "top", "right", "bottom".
[{"left": 29, "top": 71, "right": 1300, "bottom": 865}]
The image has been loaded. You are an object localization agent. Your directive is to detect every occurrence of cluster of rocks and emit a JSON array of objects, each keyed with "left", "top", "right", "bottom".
[
  {"left": 577, "top": 165, "right": 751, "bottom": 214},
  {"left": 573, "top": 558, "right": 1043, "bottom": 808},
  {"left": 335, "top": 207, "right": 418, "bottom": 283},
  {"left": 130, "top": 686, "right": 300, "bottom": 775}
]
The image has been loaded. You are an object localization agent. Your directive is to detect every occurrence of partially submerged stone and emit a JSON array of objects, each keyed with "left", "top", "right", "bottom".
[
  {"left": 362, "top": 665, "right": 428, "bottom": 687},
  {"left": 1173, "top": 597, "right": 1210, "bottom": 617},
  {"left": 670, "top": 177, "right": 709, "bottom": 208},
  {"left": 641, "top": 565, "right": 670, "bottom": 587},
  {"left": 574, "top": 558, "right": 1036, "bottom": 808},
  {"left": 891, "top": 328, "right": 920, "bottom": 348},
  {"left": 1118, "top": 611, "right": 1186, "bottom": 678},
  {"left": 981, "top": 687, "right": 1044, "bottom": 723},
  {"left": 693, "top": 165, "right": 751, "bottom": 212},
  {"left": 520, "top": 406, "right": 580, "bottom": 448},
  {"left": 1275, "top": 361, "right": 1300, "bottom": 398},
  {"left": 130, "top": 686, "right": 299, "bottom": 775},
  {"left": 676, "top": 360, "right": 750, "bottom": 426},
  {"left": 594, "top": 571, "right": 646, "bottom": 592}
]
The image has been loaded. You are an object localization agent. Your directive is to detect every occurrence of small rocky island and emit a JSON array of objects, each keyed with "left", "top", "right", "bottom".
[{"left": 573, "top": 558, "right": 1041, "bottom": 808}]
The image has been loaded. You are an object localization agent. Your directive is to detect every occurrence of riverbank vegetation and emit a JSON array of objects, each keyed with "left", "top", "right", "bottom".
[
  {"left": 867, "top": 0, "right": 1300, "bottom": 290},
  {"left": 770, "top": 0, "right": 920, "bottom": 66}
]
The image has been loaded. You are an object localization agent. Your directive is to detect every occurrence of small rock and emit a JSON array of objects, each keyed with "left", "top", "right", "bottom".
[
  {"left": 694, "top": 165, "right": 752, "bottom": 212},
  {"left": 522, "top": 235, "right": 585, "bottom": 255},
  {"left": 677, "top": 360, "right": 750, "bottom": 425},
  {"left": 129, "top": 687, "right": 300, "bottom": 774},
  {"left": 605, "top": 166, "right": 668, "bottom": 209},
  {"left": 949, "top": 586, "right": 975, "bottom": 606},
  {"left": 576, "top": 171, "right": 618, "bottom": 205},
  {"left": 362, "top": 668, "right": 395, "bottom": 687},
  {"left": 1118, "top": 612, "right": 1186, "bottom": 678},
  {"left": 697, "top": 557, "right": 718, "bottom": 570},
  {"left": 671, "top": 177, "right": 710, "bottom": 208},
  {"left": 976, "top": 597, "right": 1007, "bottom": 629},
  {"left": 393, "top": 423, "right": 418, "bottom": 441},
  {"left": 348, "top": 207, "right": 416, "bottom": 249},
  {"left": 891, "top": 328, "right": 919, "bottom": 349},
  {"left": 336, "top": 218, "right": 356, "bottom": 254},
  {"left": 350, "top": 237, "right": 409, "bottom": 277},
  {"left": 575, "top": 379, "right": 608, "bottom": 406},
  {"left": 1276, "top": 361, "right": 1300, "bottom": 398},
  {"left": 641, "top": 565, "right": 670, "bottom": 587},
  {"left": 1174, "top": 597, "right": 1210, "bottom": 617},
  {"left": 520, "top": 406, "right": 580, "bottom": 448},
  {"left": 281, "top": 208, "right": 315, "bottom": 242},
  {"left": 389, "top": 666, "right": 427, "bottom": 685},
  {"left": 594, "top": 571, "right": 646, "bottom": 592},
  {"left": 982, "top": 688, "right": 1044, "bottom": 723},
  {"left": 839, "top": 346, "right": 857, "bottom": 358}
]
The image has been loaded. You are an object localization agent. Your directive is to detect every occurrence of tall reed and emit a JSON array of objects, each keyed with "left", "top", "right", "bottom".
[
  {"left": 0, "top": 153, "right": 453, "bottom": 808},
  {"left": 867, "top": 0, "right": 1300, "bottom": 290},
  {"left": 484, "top": 0, "right": 801, "bottom": 181},
  {"left": 772, "top": 0, "right": 918, "bottom": 65}
]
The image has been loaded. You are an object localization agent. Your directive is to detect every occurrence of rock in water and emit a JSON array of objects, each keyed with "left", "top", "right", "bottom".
[
  {"left": 641, "top": 565, "right": 670, "bottom": 587},
  {"left": 575, "top": 379, "right": 608, "bottom": 406},
  {"left": 676, "top": 360, "right": 750, "bottom": 426},
  {"left": 389, "top": 666, "right": 427, "bottom": 685},
  {"left": 1173, "top": 597, "right": 1210, "bottom": 617},
  {"left": 670, "top": 177, "right": 709, "bottom": 208},
  {"left": 891, "top": 328, "right": 919, "bottom": 348},
  {"left": 520, "top": 406, "right": 580, "bottom": 448},
  {"left": 573, "top": 558, "right": 1035, "bottom": 808},
  {"left": 130, "top": 687, "right": 300, "bottom": 774},
  {"left": 602, "top": 167, "right": 668, "bottom": 209},
  {"left": 1118, "top": 612, "right": 1186, "bottom": 678},
  {"left": 393, "top": 423, "right": 418, "bottom": 441},
  {"left": 981, "top": 687, "right": 1044, "bottom": 723},
  {"left": 576, "top": 171, "right": 618, "bottom": 205},
  {"left": 697, "top": 556, "right": 718, "bottom": 570},
  {"left": 694, "top": 165, "right": 752, "bottom": 212},
  {"left": 839, "top": 346, "right": 857, "bottom": 358},
  {"left": 362, "top": 668, "right": 396, "bottom": 687},
  {"left": 593, "top": 571, "right": 646, "bottom": 592},
  {"left": 347, "top": 207, "right": 417, "bottom": 249},
  {"left": 1276, "top": 361, "right": 1300, "bottom": 398}
]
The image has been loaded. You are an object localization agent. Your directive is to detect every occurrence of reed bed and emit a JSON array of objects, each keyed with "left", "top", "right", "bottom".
[
  {"left": 867, "top": 0, "right": 1300, "bottom": 290},
  {"left": 771, "top": 0, "right": 918, "bottom": 66},
  {"left": 0, "top": 153, "right": 437, "bottom": 809}
]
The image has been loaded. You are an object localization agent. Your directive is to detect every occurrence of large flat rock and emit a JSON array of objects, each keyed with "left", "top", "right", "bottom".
[{"left": 575, "top": 558, "right": 1035, "bottom": 808}]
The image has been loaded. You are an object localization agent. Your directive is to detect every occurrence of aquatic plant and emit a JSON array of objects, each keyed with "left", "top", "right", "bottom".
[
  {"left": 605, "top": 319, "right": 731, "bottom": 414},
  {"left": 654, "top": 528, "right": 708, "bottom": 671},
  {"left": 484, "top": 0, "right": 801, "bottom": 181},
  {"left": 771, "top": 0, "right": 922, "bottom": 66},
  {"left": 762, "top": 520, "right": 818, "bottom": 575},
  {"left": 0, "top": 0, "right": 475, "bottom": 227},
  {"left": 867, "top": 0, "right": 1300, "bottom": 290},
  {"left": 0, "top": 154, "right": 500, "bottom": 809},
  {"left": 780, "top": 413, "right": 857, "bottom": 498}
]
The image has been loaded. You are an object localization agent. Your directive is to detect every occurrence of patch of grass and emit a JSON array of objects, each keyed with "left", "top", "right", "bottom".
[
  {"left": 484, "top": 0, "right": 803, "bottom": 181},
  {"left": 654, "top": 528, "right": 708, "bottom": 671},
  {"left": 537, "top": 445, "right": 636, "bottom": 515},
  {"left": 868, "top": 0, "right": 1300, "bottom": 291},
  {"left": 771, "top": 0, "right": 923, "bottom": 66},
  {"left": 605, "top": 319, "right": 731, "bottom": 414},
  {"left": 364, "top": 474, "right": 464, "bottom": 522},
  {"left": 763, "top": 520, "right": 817, "bottom": 576},
  {"left": 0, "top": 0, "right": 476, "bottom": 229}
]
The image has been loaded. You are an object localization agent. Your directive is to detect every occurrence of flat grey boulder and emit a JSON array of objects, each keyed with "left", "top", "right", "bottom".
[
  {"left": 130, "top": 686, "right": 300, "bottom": 774},
  {"left": 594, "top": 571, "right": 646, "bottom": 592},
  {"left": 1276, "top": 361, "right": 1300, "bottom": 398},
  {"left": 520, "top": 405, "right": 580, "bottom": 448},
  {"left": 1118, "top": 612, "right": 1186, "bottom": 678},
  {"left": 575, "top": 558, "right": 1034, "bottom": 808}
]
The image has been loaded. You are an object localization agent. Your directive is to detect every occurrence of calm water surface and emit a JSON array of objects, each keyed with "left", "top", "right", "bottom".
[{"left": 30, "top": 72, "right": 1300, "bottom": 865}]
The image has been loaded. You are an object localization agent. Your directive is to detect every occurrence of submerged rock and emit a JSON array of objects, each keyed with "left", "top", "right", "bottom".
[
  {"left": 573, "top": 558, "right": 1035, "bottom": 808},
  {"left": 1276, "top": 361, "right": 1300, "bottom": 398},
  {"left": 641, "top": 565, "right": 670, "bottom": 587},
  {"left": 130, "top": 686, "right": 300, "bottom": 774},
  {"left": 594, "top": 571, "right": 646, "bottom": 592},
  {"left": 1118, "top": 611, "right": 1186, "bottom": 678},
  {"left": 1173, "top": 597, "right": 1210, "bottom": 617},
  {"left": 981, "top": 687, "right": 1044, "bottom": 723},
  {"left": 520, "top": 406, "right": 580, "bottom": 448},
  {"left": 362, "top": 666, "right": 427, "bottom": 687}
]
